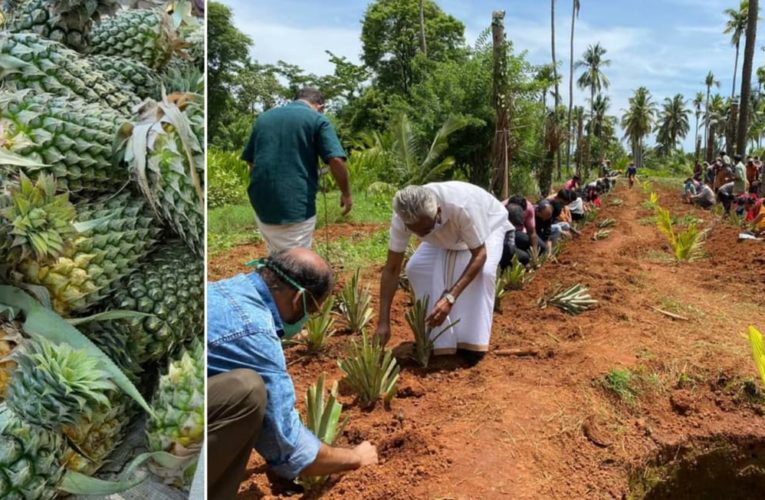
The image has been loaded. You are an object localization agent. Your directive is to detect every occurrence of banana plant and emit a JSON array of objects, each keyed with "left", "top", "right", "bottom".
[
  {"left": 538, "top": 284, "right": 597, "bottom": 315},
  {"left": 405, "top": 296, "right": 460, "bottom": 368},
  {"left": 339, "top": 269, "right": 373, "bottom": 334},
  {"left": 300, "top": 297, "right": 336, "bottom": 352},
  {"left": 337, "top": 332, "right": 399, "bottom": 408},
  {"left": 298, "top": 373, "right": 347, "bottom": 491}
]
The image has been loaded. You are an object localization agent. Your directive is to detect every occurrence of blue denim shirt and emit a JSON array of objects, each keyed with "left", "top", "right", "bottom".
[{"left": 207, "top": 272, "right": 321, "bottom": 479}]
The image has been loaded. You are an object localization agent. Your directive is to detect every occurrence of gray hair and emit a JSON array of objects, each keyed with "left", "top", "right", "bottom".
[
  {"left": 393, "top": 186, "right": 438, "bottom": 224},
  {"left": 296, "top": 87, "right": 324, "bottom": 105}
]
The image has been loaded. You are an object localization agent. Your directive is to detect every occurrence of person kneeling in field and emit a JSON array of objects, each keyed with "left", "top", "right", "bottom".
[
  {"left": 374, "top": 182, "right": 512, "bottom": 366},
  {"left": 689, "top": 182, "right": 716, "bottom": 209},
  {"left": 207, "top": 249, "right": 377, "bottom": 499}
]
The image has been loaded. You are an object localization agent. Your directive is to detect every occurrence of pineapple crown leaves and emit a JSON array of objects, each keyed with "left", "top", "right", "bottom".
[
  {"left": 304, "top": 372, "right": 346, "bottom": 446},
  {"left": 2, "top": 172, "right": 77, "bottom": 263},
  {"left": 6, "top": 336, "right": 116, "bottom": 429},
  {"left": 337, "top": 331, "right": 399, "bottom": 407},
  {"left": 406, "top": 295, "right": 460, "bottom": 368}
]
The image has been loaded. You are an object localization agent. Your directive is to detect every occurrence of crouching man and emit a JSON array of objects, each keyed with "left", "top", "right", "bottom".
[
  {"left": 207, "top": 248, "right": 377, "bottom": 499},
  {"left": 374, "top": 182, "right": 512, "bottom": 366}
]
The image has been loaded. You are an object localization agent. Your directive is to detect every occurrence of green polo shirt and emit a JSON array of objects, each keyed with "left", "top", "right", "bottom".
[{"left": 242, "top": 101, "right": 346, "bottom": 224}]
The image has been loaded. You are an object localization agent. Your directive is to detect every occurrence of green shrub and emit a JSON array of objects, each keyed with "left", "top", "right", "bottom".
[{"left": 208, "top": 148, "right": 249, "bottom": 208}]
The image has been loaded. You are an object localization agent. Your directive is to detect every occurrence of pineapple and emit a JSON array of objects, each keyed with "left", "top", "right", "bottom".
[
  {"left": 0, "top": 32, "right": 140, "bottom": 114},
  {"left": 119, "top": 95, "right": 204, "bottom": 256},
  {"left": 0, "top": 173, "right": 77, "bottom": 267},
  {"left": 146, "top": 338, "right": 204, "bottom": 488},
  {"left": 88, "top": 8, "right": 179, "bottom": 70},
  {"left": 0, "top": 317, "right": 22, "bottom": 399},
  {"left": 15, "top": 191, "right": 162, "bottom": 314},
  {"left": 87, "top": 54, "right": 162, "bottom": 100},
  {"left": 5, "top": 336, "right": 115, "bottom": 430},
  {"left": 81, "top": 320, "right": 142, "bottom": 383},
  {"left": 0, "top": 92, "right": 131, "bottom": 194},
  {"left": 61, "top": 394, "right": 132, "bottom": 475},
  {"left": 0, "top": 404, "right": 66, "bottom": 499},
  {"left": 7, "top": 0, "right": 120, "bottom": 51},
  {"left": 110, "top": 241, "right": 203, "bottom": 364}
]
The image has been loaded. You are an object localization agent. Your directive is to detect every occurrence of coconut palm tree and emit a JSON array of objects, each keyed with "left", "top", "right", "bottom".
[
  {"left": 575, "top": 43, "right": 611, "bottom": 124},
  {"left": 736, "top": 0, "right": 758, "bottom": 155},
  {"left": 757, "top": 66, "right": 765, "bottom": 94},
  {"left": 723, "top": 1, "right": 749, "bottom": 98},
  {"left": 703, "top": 71, "right": 720, "bottom": 160},
  {"left": 550, "top": 0, "right": 560, "bottom": 107},
  {"left": 705, "top": 94, "right": 728, "bottom": 160},
  {"left": 589, "top": 94, "right": 610, "bottom": 139},
  {"left": 655, "top": 94, "right": 691, "bottom": 156},
  {"left": 566, "top": 0, "right": 581, "bottom": 173},
  {"left": 621, "top": 87, "right": 656, "bottom": 168},
  {"left": 693, "top": 91, "right": 705, "bottom": 160},
  {"left": 536, "top": 64, "right": 558, "bottom": 110}
]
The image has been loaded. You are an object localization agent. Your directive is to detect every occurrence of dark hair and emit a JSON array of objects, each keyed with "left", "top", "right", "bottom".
[
  {"left": 296, "top": 87, "right": 325, "bottom": 105},
  {"left": 508, "top": 194, "right": 528, "bottom": 211},
  {"left": 536, "top": 199, "right": 552, "bottom": 212},
  {"left": 262, "top": 250, "right": 333, "bottom": 303},
  {"left": 572, "top": 175, "right": 580, "bottom": 181},
  {"left": 506, "top": 204, "right": 525, "bottom": 227},
  {"left": 734, "top": 154, "right": 743, "bottom": 163}
]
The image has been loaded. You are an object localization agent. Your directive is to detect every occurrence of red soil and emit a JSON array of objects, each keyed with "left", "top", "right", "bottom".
[{"left": 211, "top": 183, "right": 765, "bottom": 499}]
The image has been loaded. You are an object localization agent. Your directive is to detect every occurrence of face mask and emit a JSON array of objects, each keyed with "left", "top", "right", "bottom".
[{"left": 247, "top": 258, "right": 311, "bottom": 338}]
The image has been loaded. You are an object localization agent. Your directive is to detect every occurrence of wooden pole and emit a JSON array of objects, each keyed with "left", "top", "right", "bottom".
[{"left": 491, "top": 11, "right": 510, "bottom": 198}]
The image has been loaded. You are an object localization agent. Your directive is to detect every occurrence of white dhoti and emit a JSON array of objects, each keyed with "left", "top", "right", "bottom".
[
  {"left": 405, "top": 227, "right": 505, "bottom": 355},
  {"left": 255, "top": 215, "right": 317, "bottom": 254}
]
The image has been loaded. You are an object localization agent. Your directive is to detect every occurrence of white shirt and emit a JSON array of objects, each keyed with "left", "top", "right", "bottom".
[
  {"left": 389, "top": 181, "right": 512, "bottom": 252},
  {"left": 568, "top": 197, "right": 584, "bottom": 215}
]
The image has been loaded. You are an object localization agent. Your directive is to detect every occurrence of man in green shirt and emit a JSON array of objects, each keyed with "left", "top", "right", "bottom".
[
  {"left": 242, "top": 88, "right": 352, "bottom": 253},
  {"left": 733, "top": 154, "right": 749, "bottom": 196}
]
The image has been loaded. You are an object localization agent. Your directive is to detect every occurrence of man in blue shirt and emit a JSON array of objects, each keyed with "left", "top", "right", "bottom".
[{"left": 207, "top": 248, "right": 377, "bottom": 498}]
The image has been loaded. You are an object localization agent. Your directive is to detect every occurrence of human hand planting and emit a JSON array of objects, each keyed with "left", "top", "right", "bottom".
[
  {"left": 354, "top": 441, "right": 378, "bottom": 467},
  {"left": 425, "top": 297, "right": 452, "bottom": 328}
]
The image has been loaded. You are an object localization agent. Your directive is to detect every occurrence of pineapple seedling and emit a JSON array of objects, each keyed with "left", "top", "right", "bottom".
[
  {"left": 747, "top": 326, "right": 765, "bottom": 388},
  {"left": 0, "top": 32, "right": 140, "bottom": 114},
  {"left": 338, "top": 332, "right": 399, "bottom": 408},
  {"left": 146, "top": 337, "right": 204, "bottom": 489},
  {"left": 538, "top": 284, "right": 597, "bottom": 315},
  {"left": 495, "top": 257, "right": 530, "bottom": 312},
  {"left": 15, "top": 191, "right": 162, "bottom": 314},
  {"left": 119, "top": 95, "right": 205, "bottom": 256},
  {"left": 0, "top": 92, "right": 131, "bottom": 194},
  {"left": 405, "top": 296, "right": 459, "bottom": 368},
  {"left": 7, "top": 0, "right": 120, "bottom": 51},
  {"left": 88, "top": 7, "right": 180, "bottom": 70},
  {"left": 300, "top": 296, "right": 336, "bottom": 353},
  {"left": 109, "top": 241, "right": 203, "bottom": 364},
  {"left": 87, "top": 54, "right": 162, "bottom": 100},
  {"left": 597, "top": 218, "right": 616, "bottom": 229},
  {"left": 655, "top": 206, "right": 706, "bottom": 262},
  {"left": 592, "top": 229, "right": 611, "bottom": 241},
  {"left": 584, "top": 208, "right": 599, "bottom": 225},
  {"left": 609, "top": 198, "right": 623, "bottom": 207},
  {"left": 298, "top": 373, "right": 346, "bottom": 492},
  {"left": 339, "top": 268, "right": 373, "bottom": 334}
]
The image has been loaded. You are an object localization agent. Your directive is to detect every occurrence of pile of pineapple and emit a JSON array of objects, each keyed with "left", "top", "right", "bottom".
[{"left": 0, "top": 0, "right": 204, "bottom": 496}]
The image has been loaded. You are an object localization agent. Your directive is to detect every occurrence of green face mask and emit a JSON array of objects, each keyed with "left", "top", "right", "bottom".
[{"left": 247, "top": 258, "right": 310, "bottom": 338}]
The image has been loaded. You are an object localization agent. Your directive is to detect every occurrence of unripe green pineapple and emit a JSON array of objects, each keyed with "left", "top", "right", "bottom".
[
  {"left": 146, "top": 337, "right": 204, "bottom": 488},
  {"left": 8, "top": 0, "right": 120, "bottom": 51},
  {"left": 0, "top": 92, "right": 131, "bottom": 194},
  {"left": 5, "top": 337, "right": 115, "bottom": 430},
  {"left": 110, "top": 241, "right": 203, "bottom": 364},
  {"left": 88, "top": 54, "right": 162, "bottom": 100},
  {"left": 0, "top": 32, "right": 140, "bottom": 114},
  {"left": 81, "top": 320, "right": 142, "bottom": 383},
  {"left": 0, "top": 404, "right": 66, "bottom": 499},
  {"left": 88, "top": 8, "right": 179, "bottom": 70},
  {"left": 15, "top": 192, "right": 162, "bottom": 314},
  {"left": 120, "top": 95, "right": 204, "bottom": 256}
]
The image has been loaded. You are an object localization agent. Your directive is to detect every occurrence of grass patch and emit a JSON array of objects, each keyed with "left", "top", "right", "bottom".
[
  {"left": 658, "top": 296, "right": 705, "bottom": 319},
  {"left": 316, "top": 229, "right": 390, "bottom": 271},
  {"left": 599, "top": 369, "right": 642, "bottom": 406},
  {"left": 315, "top": 191, "right": 392, "bottom": 228},
  {"left": 638, "top": 215, "right": 657, "bottom": 226},
  {"left": 643, "top": 250, "right": 675, "bottom": 264}
]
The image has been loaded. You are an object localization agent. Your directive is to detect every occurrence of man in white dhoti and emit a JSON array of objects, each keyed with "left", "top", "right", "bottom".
[{"left": 374, "top": 182, "right": 512, "bottom": 366}]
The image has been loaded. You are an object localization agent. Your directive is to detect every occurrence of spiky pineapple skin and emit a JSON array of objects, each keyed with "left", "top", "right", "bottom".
[
  {"left": 81, "top": 320, "right": 142, "bottom": 383},
  {"left": 0, "top": 404, "right": 66, "bottom": 499},
  {"left": 0, "top": 32, "right": 140, "bottom": 114},
  {"left": 16, "top": 192, "right": 162, "bottom": 314},
  {"left": 0, "top": 91, "right": 130, "bottom": 194},
  {"left": 61, "top": 394, "right": 132, "bottom": 475},
  {"left": 110, "top": 241, "right": 203, "bottom": 364},
  {"left": 8, "top": 0, "right": 120, "bottom": 51},
  {"left": 0, "top": 321, "right": 22, "bottom": 400},
  {"left": 88, "top": 54, "right": 162, "bottom": 100},
  {"left": 88, "top": 8, "right": 175, "bottom": 70},
  {"left": 146, "top": 338, "right": 204, "bottom": 487}
]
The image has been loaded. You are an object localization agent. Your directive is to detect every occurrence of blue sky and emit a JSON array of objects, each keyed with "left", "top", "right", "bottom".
[{"left": 220, "top": 0, "right": 764, "bottom": 152}]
